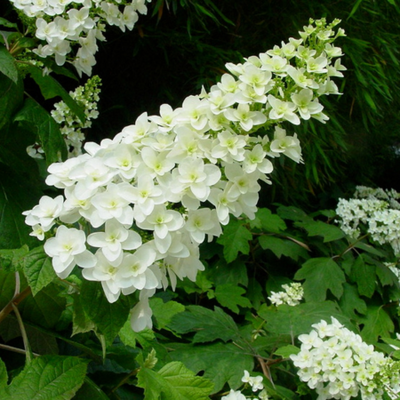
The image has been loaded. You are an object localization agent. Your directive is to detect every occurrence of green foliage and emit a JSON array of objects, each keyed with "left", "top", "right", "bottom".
[
  {"left": 1, "top": 1, "right": 400, "bottom": 399},
  {"left": 294, "top": 258, "right": 346, "bottom": 302},
  {"left": 0, "top": 356, "right": 88, "bottom": 399},
  {"left": 137, "top": 361, "right": 214, "bottom": 400}
]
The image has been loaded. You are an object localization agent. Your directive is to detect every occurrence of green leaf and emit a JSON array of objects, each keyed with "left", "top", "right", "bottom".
[
  {"left": 339, "top": 283, "right": 367, "bottom": 319},
  {"left": 259, "top": 301, "right": 351, "bottom": 337},
  {"left": 0, "top": 358, "right": 7, "bottom": 388},
  {"left": 19, "top": 282, "right": 66, "bottom": 329},
  {"left": 149, "top": 298, "right": 185, "bottom": 330},
  {"left": 217, "top": 219, "right": 252, "bottom": 263},
  {"left": 0, "top": 245, "right": 29, "bottom": 272},
  {"left": 22, "top": 246, "right": 56, "bottom": 295},
  {"left": 81, "top": 280, "right": 130, "bottom": 346},
  {"left": 119, "top": 320, "right": 155, "bottom": 349},
  {"left": 168, "top": 305, "right": 240, "bottom": 343},
  {"left": 354, "top": 241, "right": 387, "bottom": 257},
  {"left": 247, "top": 277, "right": 263, "bottom": 309},
  {"left": 0, "top": 46, "right": 18, "bottom": 83},
  {"left": 0, "top": 355, "right": 88, "bottom": 400},
  {"left": 137, "top": 361, "right": 214, "bottom": 400},
  {"left": 211, "top": 259, "right": 248, "bottom": 287},
  {"left": 295, "top": 257, "right": 346, "bottom": 302},
  {"left": 276, "top": 205, "right": 308, "bottom": 221},
  {"left": 0, "top": 70, "right": 24, "bottom": 138},
  {"left": 0, "top": 161, "right": 43, "bottom": 249},
  {"left": 360, "top": 305, "right": 394, "bottom": 343},
  {"left": 258, "top": 235, "right": 308, "bottom": 261},
  {"left": 0, "top": 18, "right": 18, "bottom": 29},
  {"left": 274, "top": 344, "right": 300, "bottom": 358},
  {"left": 214, "top": 284, "right": 252, "bottom": 313},
  {"left": 14, "top": 98, "right": 67, "bottom": 164},
  {"left": 74, "top": 377, "right": 110, "bottom": 400},
  {"left": 295, "top": 220, "right": 345, "bottom": 242},
  {"left": 72, "top": 293, "right": 95, "bottom": 336},
  {"left": 27, "top": 65, "right": 85, "bottom": 123},
  {"left": 350, "top": 255, "right": 376, "bottom": 298},
  {"left": 250, "top": 208, "right": 287, "bottom": 233},
  {"left": 0, "top": 270, "right": 15, "bottom": 310},
  {"left": 169, "top": 342, "right": 253, "bottom": 393}
]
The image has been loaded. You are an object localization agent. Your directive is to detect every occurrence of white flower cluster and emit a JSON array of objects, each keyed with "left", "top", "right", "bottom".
[
  {"left": 336, "top": 186, "right": 400, "bottom": 255},
  {"left": 221, "top": 370, "right": 268, "bottom": 400},
  {"left": 290, "top": 318, "right": 400, "bottom": 400},
  {"left": 23, "top": 19, "right": 345, "bottom": 332},
  {"left": 268, "top": 282, "right": 303, "bottom": 306},
  {"left": 27, "top": 75, "right": 101, "bottom": 159},
  {"left": 10, "top": 0, "right": 151, "bottom": 76}
]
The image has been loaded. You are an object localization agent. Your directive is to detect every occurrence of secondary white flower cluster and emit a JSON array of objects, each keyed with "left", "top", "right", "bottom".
[
  {"left": 268, "top": 282, "right": 303, "bottom": 306},
  {"left": 10, "top": 0, "right": 151, "bottom": 76},
  {"left": 23, "top": 19, "right": 345, "bottom": 332},
  {"left": 221, "top": 370, "right": 268, "bottom": 400},
  {"left": 290, "top": 317, "right": 400, "bottom": 400},
  {"left": 336, "top": 186, "right": 400, "bottom": 255},
  {"left": 27, "top": 75, "right": 101, "bottom": 159}
]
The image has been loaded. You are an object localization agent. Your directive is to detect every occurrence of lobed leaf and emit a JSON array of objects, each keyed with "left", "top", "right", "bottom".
[
  {"left": 168, "top": 305, "right": 240, "bottom": 343},
  {"left": 217, "top": 219, "right": 252, "bottom": 263},
  {"left": 22, "top": 246, "right": 56, "bottom": 296},
  {"left": 81, "top": 280, "right": 130, "bottom": 346},
  {"left": 0, "top": 45, "right": 18, "bottom": 83},
  {"left": 294, "top": 257, "right": 346, "bottom": 302},
  {"left": 214, "top": 284, "right": 252, "bottom": 313},
  {"left": 0, "top": 355, "right": 88, "bottom": 400},
  {"left": 168, "top": 342, "right": 253, "bottom": 393},
  {"left": 137, "top": 361, "right": 214, "bottom": 400}
]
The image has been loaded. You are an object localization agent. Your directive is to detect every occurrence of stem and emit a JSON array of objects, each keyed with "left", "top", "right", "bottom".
[
  {"left": 110, "top": 368, "right": 140, "bottom": 394},
  {"left": 258, "top": 356, "right": 274, "bottom": 386},
  {"left": 11, "top": 302, "right": 33, "bottom": 364},
  {"left": 0, "top": 343, "right": 39, "bottom": 357},
  {"left": 0, "top": 286, "right": 32, "bottom": 324}
]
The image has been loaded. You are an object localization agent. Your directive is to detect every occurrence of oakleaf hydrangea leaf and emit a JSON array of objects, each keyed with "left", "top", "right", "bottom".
[
  {"left": 169, "top": 342, "right": 254, "bottom": 393},
  {"left": 294, "top": 257, "right": 346, "bottom": 301},
  {"left": 168, "top": 305, "right": 240, "bottom": 343},
  {"left": 0, "top": 355, "right": 88, "bottom": 400},
  {"left": 137, "top": 361, "right": 214, "bottom": 400},
  {"left": 215, "top": 283, "right": 252, "bottom": 313},
  {"left": 22, "top": 245, "right": 56, "bottom": 296},
  {"left": 149, "top": 298, "right": 185, "bottom": 330},
  {"left": 217, "top": 219, "right": 252, "bottom": 263}
]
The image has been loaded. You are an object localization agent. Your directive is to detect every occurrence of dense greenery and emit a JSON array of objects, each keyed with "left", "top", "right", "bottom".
[{"left": 1, "top": 0, "right": 400, "bottom": 399}]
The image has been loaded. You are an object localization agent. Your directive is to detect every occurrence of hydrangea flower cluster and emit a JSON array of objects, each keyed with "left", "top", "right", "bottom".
[
  {"left": 268, "top": 282, "right": 304, "bottom": 306},
  {"left": 10, "top": 0, "right": 151, "bottom": 76},
  {"left": 336, "top": 186, "right": 400, "bottom": 255},
  {"left": 23, "top": 19, "right": 346, "bottom": 332},
  {"left": 290, "top": 317, "right": 400, "bottom": 400},
  {"left": 221, "top": 370, "right": 268, "bottom": 400},
  {"left": 27, "top": 75, "right": 101, "bottom": 159}
]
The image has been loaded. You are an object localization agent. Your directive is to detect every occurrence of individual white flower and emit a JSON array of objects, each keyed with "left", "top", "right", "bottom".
[
  {"left": 221, "top": 389, "right": 246, "bottom": 400},
  {"left": 148, "top": 103, "right": 180, "bottom": 132},
  {"left": 184, "top": 208, "right": 222, "bottom": 244},
  {"left": 171, "top": 157, "right": 221, "bottom": 202},
  {"left": 211, "top": 129, "right": 247, "bottom": 162},
  {"left": 268, "top": 95, "right": 300, "bottom": 125},
  {"left": 130, "top": 290, "right": 154, "bottom": 332},
  {"left": 87, "top": 219, "right": 142, "bottom": 262},
  {"left": 117, "top": 244, "right": 159, "bottom": 291},
  {"left": 224, "top": 103, "right": 267, "bottom": 131},
  {"left": 176, "top": 95, "right": 209, "bottom": 131},
  {"left": 291, "top": 89, "right": 324, "bottom": 120},
  {"left": 23, "top": 195, "right": 64, "bottom": 230},
  {"left": 44, "top": 225, "right": 96, "bottom": 278},
  {"left": 88, "top": 183, "right": 133, "bottom": 227}
]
